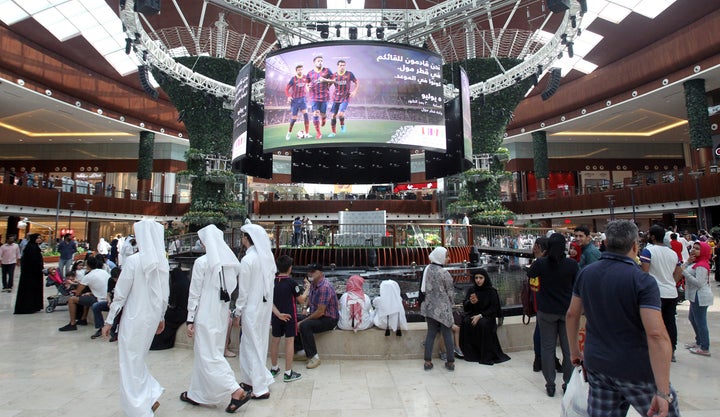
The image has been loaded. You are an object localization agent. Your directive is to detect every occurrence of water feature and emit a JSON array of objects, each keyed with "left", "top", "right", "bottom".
[{"left": 291, "top": 257, "right": 529, "bottom": 321}]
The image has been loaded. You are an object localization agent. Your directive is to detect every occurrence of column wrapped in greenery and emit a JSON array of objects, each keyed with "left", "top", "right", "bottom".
[
  {"left": 153, "top": 57, "right": 251, "bottom": 230},
  {"left": 531, "top": 131, "right": 548, "bottom": 179},
  {"left": 442, "top": 59, "right": 531, "bottom": 225},
  {"left": 136, "top": 131, "right": 154, "bottom": 201},
  {"left": 684, "top": 79, "right": 712, "bottom": 150}
]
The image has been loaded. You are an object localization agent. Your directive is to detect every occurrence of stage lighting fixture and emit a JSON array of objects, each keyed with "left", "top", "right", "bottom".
[
  {"left": 348, "top": 27, "right": 358, "bottom": 40},
  {"left": 365, "top": 24, "right": 372, "bottom": 37},
  {"left": 570, "top": 15, "right": 577, "bottom": 28},
  {"left": 317, "top": 22, "right": 329, "bottom": 39},
  {"left": 567, "top": 42, "right": 574, "bottom": 58},
  {"left": 125, "top": 38, "right": 132, "bottom": 54},
  {"left": 546, "top": 0, "right": 570, "bottom": 14},
  {"left": 561, "top": 33, "right": 567, "bottom": 45},
  {"left": 335, "top": 24, "right": 342, "bottom": 37},
  {"left": 376, "top": 27, "right": 384, "bottom": 39},
  {"left": 306, "top": 23, "right": 316, "bottom": 30}
]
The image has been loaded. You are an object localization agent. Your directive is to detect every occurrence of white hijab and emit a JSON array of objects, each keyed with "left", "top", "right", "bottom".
[
  {"left": 421, "top": 246, "right": 447, "bottom": 293},
  {"left": 133, "top": 220, "right": 169, "bottom": 302},
  {"left": 374, "top": 280, "right": 408, "bottom": 332},
  {"left": 198, "top": 224, "right": 240, "bottom": 294},
  {"left": 240, "top": 223, "right": 276, "bottom": 299}
]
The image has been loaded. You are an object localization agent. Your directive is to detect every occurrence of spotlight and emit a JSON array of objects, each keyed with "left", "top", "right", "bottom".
[
  {"left": 365, "top": 24, "right": 372, "bottom": 38},
  {"left": 561, "top": 33, "right": 567, "bottom": 45},
  {"left": 317, "top": 22, "right": 329, "bottom": 39},
  {"left": 567, "top": 42, "right": 574, "bottom": 58},
  {"left": 578, "top": 0, "right": 588, "bottom": 15},
  {"left": 306, "top": 23, "right": 316, "bottom": 30},
  {"left": 348, "top": 27, "right": 357, "bottom": 40},
  {"left": 335, "top": 24, "right": 342, "bottom": 37},
  {"left": 376, "top": 27, "right": 384, "bottom": 39},
  {"left": 422, "top": 40, "right": 429, "bottom": 49},
  {"left": 125, "top": 38, "right": 132, "bottom": 54},
  {"left": 570, "top": 15, "right": 577, "bottom": 28}
]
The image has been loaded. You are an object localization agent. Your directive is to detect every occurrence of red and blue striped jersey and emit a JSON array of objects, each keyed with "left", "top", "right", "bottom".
[
  {"left": 332, "top": 71, "right": 358, "bottom": 102},
  {"left": 305, "top": 68, "right": 333, "bottom": 102}
]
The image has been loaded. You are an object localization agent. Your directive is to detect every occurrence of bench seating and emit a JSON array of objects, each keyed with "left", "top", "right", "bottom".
[{"left": 173, "top": 316, "right": 534, "bottom": 360}]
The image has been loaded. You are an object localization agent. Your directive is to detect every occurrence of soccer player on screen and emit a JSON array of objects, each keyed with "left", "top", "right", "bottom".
[
  {"left": 304, "top": 55, "right": 334, "bottom": 139},
  {"left": 285, "top": 64, "right": 310, "bottom": 140},
  {"left": 329, "top": 60, "right": 359, "bottom": 138}
]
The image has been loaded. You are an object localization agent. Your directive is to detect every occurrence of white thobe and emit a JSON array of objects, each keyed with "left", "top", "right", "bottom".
[
  {"left": 106, "top": 254, "right": 169, "bottom": 417},
  {"left": 186, "top": 256, "right": 240, "bottom": 404},
  {"left": 235, "top": 246, "right": 274, "bottom": 396}
]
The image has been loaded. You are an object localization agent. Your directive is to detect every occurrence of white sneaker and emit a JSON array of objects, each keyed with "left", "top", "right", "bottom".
[
  {"left": 285, "top": 132, "right": 291, "bottom": 140},
  {"left": 306, "top": 356, "right": 321, "bottom": 369}
]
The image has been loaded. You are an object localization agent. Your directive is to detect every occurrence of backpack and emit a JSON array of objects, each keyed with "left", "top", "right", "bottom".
[{"left": 521, "top": 276, "right": 540, "bottom": 324}]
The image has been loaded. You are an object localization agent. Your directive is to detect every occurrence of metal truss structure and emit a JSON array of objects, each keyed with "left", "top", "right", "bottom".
[{"left": 120, "top": 0, "right": 581, "bottom": 103}]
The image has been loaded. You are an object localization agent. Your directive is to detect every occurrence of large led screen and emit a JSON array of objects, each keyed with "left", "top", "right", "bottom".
[
  {"left": 459, "top": 66, "right": 473, "bottom": 163},
  {"left": 263, "top": 41, "right": 446, "bottom": 152},
  {"left": 231, "top": 62, "right": 254, "bottom": 162}
]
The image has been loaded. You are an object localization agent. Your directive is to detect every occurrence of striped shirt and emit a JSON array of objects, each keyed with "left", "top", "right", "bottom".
[
  {"left": 305, "top": 68, "right": 333, "bottom": 102},
  {"left": 332, "top": 71, "right": 357, "bottom": 102}
]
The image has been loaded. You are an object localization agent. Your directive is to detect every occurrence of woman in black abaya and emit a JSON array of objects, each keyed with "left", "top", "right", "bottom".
[
  {"left": 460, "top": 268, "right": 510, "bottom": 365},
  {"left": 14, "top": 234, "right": 45, "bottom": 314}
]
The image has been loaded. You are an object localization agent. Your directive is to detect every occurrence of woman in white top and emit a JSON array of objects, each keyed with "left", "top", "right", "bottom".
[{"left": 338, "top": 275, "right": 374, "bottom": 331}]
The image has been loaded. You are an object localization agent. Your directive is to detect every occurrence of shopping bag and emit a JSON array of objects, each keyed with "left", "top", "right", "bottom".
[{"left": 560, "top": 365, "right": 590, "bottom": 417}]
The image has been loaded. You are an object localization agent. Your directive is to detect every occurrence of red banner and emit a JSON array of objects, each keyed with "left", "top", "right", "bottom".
[{"left": 393, "top": 181, "right": 437, "bottom": 192}]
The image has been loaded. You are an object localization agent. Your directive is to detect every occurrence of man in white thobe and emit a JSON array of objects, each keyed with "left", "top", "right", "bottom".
[
  {"left": 183, "top": 224, "right": 247, "bottom": 411},
  {"left": 103, "top": 220, "right": 169, "bottom": 416},
  {"left": 235, "top": 224, "right": 276, "bottom": 398}
]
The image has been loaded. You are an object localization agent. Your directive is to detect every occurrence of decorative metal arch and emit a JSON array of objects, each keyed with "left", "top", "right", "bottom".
[{"left": 119, "top": 0, "right": 582, "bottom": 102}]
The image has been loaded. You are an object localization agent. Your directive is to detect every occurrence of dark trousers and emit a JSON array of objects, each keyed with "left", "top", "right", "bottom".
[
  {"left": 424, "top": 316, "right": 455, "bottom": 362},
  {"left": 661, "top": 297, "right": 678, "bottom": 351},
  {"left": 294, "top": 315, "right": 337, "bottom": 358},
  {"left": 2, "top": 264, "right": 16, "bottom": 289}
]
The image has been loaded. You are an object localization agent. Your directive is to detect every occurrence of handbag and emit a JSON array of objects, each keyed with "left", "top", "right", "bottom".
[{"left": 561, "top": 365, "right": 590, "bottom": 417}]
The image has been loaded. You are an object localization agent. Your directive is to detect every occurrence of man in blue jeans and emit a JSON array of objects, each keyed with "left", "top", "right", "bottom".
[
  {"left": 294, "top": 263, "right": 338, "bottom": 369},
  {"left": 57, "top": 233, "right": 77, "bottom": 280}
]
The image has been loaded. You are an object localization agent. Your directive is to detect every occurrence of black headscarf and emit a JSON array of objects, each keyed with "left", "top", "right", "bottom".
[
  {"left": 23, "top": 234, "right": 41, "bottom": 256},
  {"left": 469, "top": 267, "right": 493, "bottom": 292}
]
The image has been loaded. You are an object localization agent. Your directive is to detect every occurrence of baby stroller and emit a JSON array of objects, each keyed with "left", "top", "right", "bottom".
[{"left": 45, "top": 274, "right": 71, "bottom": 313}]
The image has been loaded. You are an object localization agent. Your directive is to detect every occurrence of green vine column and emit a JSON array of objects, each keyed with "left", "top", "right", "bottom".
[
  {"left": 153, "top": 57, "right": 248, "bottom": 231},
  {"left": 137, "top": 131, "right": 154, "bottom": 201},
  {"left": 683, "top": 79, "right": 713, "bottom": 169},
  {"left": 531, "top": 131, "right": 549, "bottom": 197}
]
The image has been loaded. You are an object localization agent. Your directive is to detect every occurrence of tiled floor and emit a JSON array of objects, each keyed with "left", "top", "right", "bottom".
[{"left": 0, "top": 271, "right": 719, "bottom": 417}]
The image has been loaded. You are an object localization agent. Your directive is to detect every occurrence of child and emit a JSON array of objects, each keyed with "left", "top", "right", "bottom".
[
  {"left": 46, "top": 267, "right": 63, "bottom": 285},
  {"left": 268, "top": 255, "right": 306, "bottom": 382}
]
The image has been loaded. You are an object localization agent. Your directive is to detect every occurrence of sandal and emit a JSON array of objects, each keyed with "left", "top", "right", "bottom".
[
  {"left": 239, "top": 382, "right": 253, "bottom": 392},
  {"left": 179, "top": 391, "right": 200, "bottom": 406},
  {"left": 445, "top": 361, "right": 455, "bottom": 371},
  {"left": 151, "top": 401, "right": 160, "bottom": 412},
  {"left": 423, "top": 361, "right": 434, "bottom": 371},
  {"left": 225, "top": 393, "right": 250, "bottom": 413}
]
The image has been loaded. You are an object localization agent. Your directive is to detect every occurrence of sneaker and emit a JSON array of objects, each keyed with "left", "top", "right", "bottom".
[
  {"left": 286, "top": 132, "right": 291, "bottom": 141},
  {"left": 689, "top": 347, "right": 711, "bottom": 356},
  {"left": 684, "top": 343, "right": 698, "bottom": 349},
  {"left": 306, "top": 356, "right": 321, "bottom": 369},
  {"left": 328, "top": 133, "right": 336, "bottom": 138},
  {"left": 283, "top": 370, "right": 302, "bottom": 382},
  {"left": 59, "top": 323, "right": 77, "bottom": 332},
  {"left": 340, "top": 125, "right": 346, "bottom": 133},
  {"left": 315, "top": 133, "right": 322, "bottom": 139},
  {"left": 76, "top": 319, "right": 88, "bottom": 326},
  {"left": 270, "top": 367, "right": 280, "bottom": 377},
  {"left": 91, "top": 329, "right": 102, "bottom": 339},
  {"left": 439, "top": 351, "right": 447, "bottom": 361},
  {"left": 454, "top": 347, "right": 464, "bottom": 359}
]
